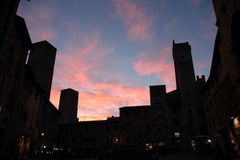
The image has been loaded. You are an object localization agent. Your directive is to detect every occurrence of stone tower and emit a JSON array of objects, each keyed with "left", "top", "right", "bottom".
[
  {"left": 28, "top": 41, "right": 56, "bottom": 98},
  {"left": 172, "top": 40, "right": 198, "bottom": 145},
  {"left": 149, "top": 85, "right": 169, "bottom": 142},
  {"left": 59, "top": 88, "right": 78, "bottom": 124}
]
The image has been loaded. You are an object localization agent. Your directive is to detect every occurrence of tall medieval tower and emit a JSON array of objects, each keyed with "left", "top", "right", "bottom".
[
  {"left": 28, "top": 41, "right": 56, "bottom": 99},
  {"left": 172, "top": 41, "right": 198, "bottom": 145},
  {"left": 59, "top": 88, "right": 79, "bottom": 124}
]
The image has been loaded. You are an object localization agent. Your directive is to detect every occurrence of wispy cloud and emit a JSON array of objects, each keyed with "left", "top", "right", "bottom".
[
  {"left": 112, "top": 0, "right": 155, "bottom": 42},
  {"left": 134, "top": 46, "right": 176, "bottom": 91},
  {"left": 78, "top": 85, "right": 148, "bottom": 120},
  {"left": 50, "top": 31, "right": 149, "bottom": 121},
  {"left": 17, "top": 1, "right": 56, "bottom": 41}
]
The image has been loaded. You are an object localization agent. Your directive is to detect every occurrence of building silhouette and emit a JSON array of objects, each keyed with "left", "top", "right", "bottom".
[
  {"left": 149, "top": 85, "right": 169, "bottom": 145},
  {"left": 0, "top": 14, "right": 34, "bottom": 159},
  {"left": 59, "top": 88, "right": 79, "bottom": 124},
  {"left": 0, "top": 1, "right": 61, "bottom": 159},
  {"left": 201, "top": 0, "right": 240, "bottom": 159},
  {"left": 0, "top": 0, "right": 21, "bottom": 56},
  {"left": 59, "top": 41, "right": 208, "bottom": 156},
  {"left": 173, "top": 41, "right": 200, "bottom": 144},
  {"left": 28, "top": 41, "right": 57, "bottom": 99},
  {"left": 1, "top": 0, "right": 240, "bottom": 159}
]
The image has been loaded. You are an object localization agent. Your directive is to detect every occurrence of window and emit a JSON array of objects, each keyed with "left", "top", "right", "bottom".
[{"left": 174, "top": 132, "right": 181, "bottom": 138}]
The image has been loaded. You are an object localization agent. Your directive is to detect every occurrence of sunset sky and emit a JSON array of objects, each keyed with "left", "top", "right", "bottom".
[{"left": 17, "top": 0, "right": 217, "bottom": 121}]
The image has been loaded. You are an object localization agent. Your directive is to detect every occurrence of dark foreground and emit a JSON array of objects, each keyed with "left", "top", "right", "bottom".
[{"left": 30, "top": 152, "right": 223, "bottom": 160}]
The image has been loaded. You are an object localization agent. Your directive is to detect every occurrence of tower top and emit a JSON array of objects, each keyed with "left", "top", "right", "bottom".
[{"left": 172, "top": 41, "right": 191, "bottom": 52}]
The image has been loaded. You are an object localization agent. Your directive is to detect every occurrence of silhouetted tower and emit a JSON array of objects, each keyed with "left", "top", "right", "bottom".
[
  {"left": 150, "top": 85, "right": 167, "bottom": 109},
  {"left": 27, "top": 41, "right": 56, "bottom": 98},
  {"left": 59, "top": 88, "right": 78, "bottom": 124},
  {"left": 173, "top": 41, "right": 195, "bottom": 89},
  {"left": 172, "top": 40, "right": 198, "bottom": 144},
  {"left": 150, "top": 85, "right": 169, "bottom": 141}
]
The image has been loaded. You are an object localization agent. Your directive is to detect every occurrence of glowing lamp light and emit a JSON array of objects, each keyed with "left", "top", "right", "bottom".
[
  {"left": 174, "top": 132, "right": 180, "bottom": 138},
  {"left": 191, "top": 140, "right": 196, "bottom": 150},
  {"left": 234, "top": 117, "right": 240, "bottom": 128},
  {"left": 206, "top": 139, "right": 212, "bottom": 144},
  {"left": 145, "top": 143, "right": 153, "bottom": 151},
  {"left": 113, "top": 137, "right": 119, "bottom": 144}
]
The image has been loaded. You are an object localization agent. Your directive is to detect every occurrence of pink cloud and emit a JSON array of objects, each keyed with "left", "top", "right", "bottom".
[
  {"left": 78, "top": 86, "right": 148, "bottom": 119},
  {"left": 112, "top": 0, "right": 155, "bottom": 42},
  {"left": 50, "top": 31, "right": 149, "bottom": 121},
  {"left": 17, "top": 1, "right": 56, "bottom": 41},
  {"left": 134, "top": 46, "right": 176, "bottom": 92}
]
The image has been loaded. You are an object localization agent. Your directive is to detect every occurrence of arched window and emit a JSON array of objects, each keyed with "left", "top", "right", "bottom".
[{"left": 231, "top": 10, "right": 240, "bottom": 54}]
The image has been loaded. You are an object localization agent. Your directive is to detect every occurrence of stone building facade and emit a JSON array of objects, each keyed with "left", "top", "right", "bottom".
[
  {"left": 0, "top": 15, "right": 32, "bottom": 159},
  {"left": 28, "top": 41, "right": 57, "bottom": 99},
  {"left": 201, "top": 0, "right": 240, "bottom": 159},
  {"left": 0, "top": 1, "right": 62, "bottom": 159}
]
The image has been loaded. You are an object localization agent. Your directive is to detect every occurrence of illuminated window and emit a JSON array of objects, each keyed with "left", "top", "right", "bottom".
[
  {"left": 113, "top": 137, "right": 120, "bottom": 144},
  {"left": 174, "top": 132, "right": 180, "bottom": 138},
  {"left": 145, "top": 143, "right": 153, "bottom": 151},
  {"left": 234, "top": 117, "right": 240, "bottom": 128},
  {"left": 191, "top": 140, "right": 196, "bottom": 150}
]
